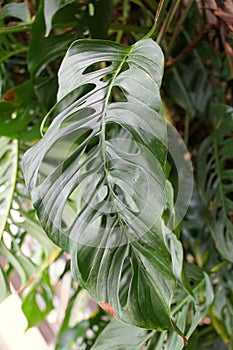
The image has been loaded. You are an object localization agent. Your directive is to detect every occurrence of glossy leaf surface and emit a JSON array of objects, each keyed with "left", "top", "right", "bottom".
[{"left": 23, "top": 38, "right": 181, "bottom": 333}]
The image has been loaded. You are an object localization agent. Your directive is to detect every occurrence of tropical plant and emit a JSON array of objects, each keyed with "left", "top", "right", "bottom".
[{"left": 0, "top": 0, "right": 233, "bottom": 349}]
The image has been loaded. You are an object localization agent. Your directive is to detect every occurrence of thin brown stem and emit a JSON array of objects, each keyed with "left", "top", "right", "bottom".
[
  {"left": 157, "top": 0, "right": 183, "bottom": 45},
  {"left": 142, "top": 0, "right": 168, "bottom": 39},
  {"left": 166, "top": 0, "right": 194, "bottom": 56}
]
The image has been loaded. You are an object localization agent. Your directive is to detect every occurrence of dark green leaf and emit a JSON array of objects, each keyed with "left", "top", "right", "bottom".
[
  {"left": 85, "top": 0, "right": 113, "bottom": 39},
  {"left": 0, "top": 81, "right": 43, "bottom": 140},
  {"left": 28, "top": 3, "right": 75, "bottom": 79},
  {"left": 0, "top": 33, "right": 27, "bottom": 64}
]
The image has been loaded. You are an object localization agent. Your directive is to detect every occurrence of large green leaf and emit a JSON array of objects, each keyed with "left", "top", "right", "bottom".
[
  {"left": 197, "top": 105, "right": 233, "bottom": 262},
  {"left": 23, "top": 38, "right": 183, "bottom": 333},
  {"left": 0, "top": 137, "right": 18, "bottom": 238},
  {"left": 90, "top": 319, "right": 147, "bottom": 350}
]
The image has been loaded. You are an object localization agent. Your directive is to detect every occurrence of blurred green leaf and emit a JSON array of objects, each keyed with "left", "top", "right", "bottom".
[
  {"left": 0, "top": 81, "right": 43, "bottom": 140},
  {"left": 0, "top": 32, "right": 27, "bottom": 64},
  {"left": 198, "top": 105, "right": 233, "bottom": 262},
  {"left": 210, "top": 265, "right": 233, "bottom": 348},
  {"left": 85, "top": 0, "right": 113, "bottom": 39},
  {"left": 22, "top": 269, "right": 54, "bottom": 328},
  {"left": 149, "top": 267, "right": 214, "bottom": 350},
  {"left": 56, "top": 292, "right": 109, "bottom": 350},
  {"left": 0, "top": 137, "right": 18, "bottom": 238},
  {"left": 0, "top": 3, "right": 31, "bottom": 23}
]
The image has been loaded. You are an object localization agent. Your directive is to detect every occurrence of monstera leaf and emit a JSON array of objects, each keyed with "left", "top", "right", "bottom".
[
  {"left": 198, "top": 105, "right": 233, "bottom": 262},
  {"left": 23, "top": 38, "right": 184, "bottom": 335}
]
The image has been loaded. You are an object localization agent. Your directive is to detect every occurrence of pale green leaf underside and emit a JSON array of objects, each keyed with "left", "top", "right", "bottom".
[
  {"left": 0, "top": 137, "right": 18, "bottom": 238},
  {"left": 23, "top": 39, "right": 181, "bottom": 333},
  {"left": 90, "top": 319, "right": 147, "bottom": 350}
]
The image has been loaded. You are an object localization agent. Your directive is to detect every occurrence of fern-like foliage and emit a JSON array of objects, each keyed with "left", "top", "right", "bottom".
[{"left": 198, "top": 105, "right": 233, "bottom": 262}]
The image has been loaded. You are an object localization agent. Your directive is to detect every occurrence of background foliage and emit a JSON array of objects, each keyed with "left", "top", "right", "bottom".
[{"left": 0, "top": 0, "right": 233, "bottom": 349}]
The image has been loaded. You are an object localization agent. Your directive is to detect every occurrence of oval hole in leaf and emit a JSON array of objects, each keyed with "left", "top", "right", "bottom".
[
  {"left": 61, "top": 107, "right": 96, "bottom": 128},
  {"left": 36, "top": 129, "right": 92, "bottom": 187},
  {"left": 109, "top": 86, "right": 127, "bottom": 103},
  {"left": 35, "top": 293, "right": 46, "bottom": 312},
  {"left": 101, "top": 74, "right": 112, "bottom": 83},
  {"left": 120, "top": 62, "right": 129, "bottom": 73},
  {"left": 83, "top": 61, "right": 112, "bottom": 75},
  {"left": 42, "top": 84, "right": 96, "bottom": 130}
]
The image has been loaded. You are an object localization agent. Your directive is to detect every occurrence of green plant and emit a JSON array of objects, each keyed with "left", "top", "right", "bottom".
[{"left": 0, "top": 1, "right": 233, "bottom": 349}]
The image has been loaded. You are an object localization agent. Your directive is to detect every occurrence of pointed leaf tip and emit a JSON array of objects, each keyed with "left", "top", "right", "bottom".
[
  {"left": 99, "top": 302, "right": 116, "bottom": 318},
  {"left": 182, "top": 336, "right": 188, "bottom": 347}
]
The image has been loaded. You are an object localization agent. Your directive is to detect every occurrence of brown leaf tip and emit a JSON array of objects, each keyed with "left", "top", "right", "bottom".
[
  {"left": 3, "top": 90, "right": 16, "bottom": 101},
  {"left": 99, "top": 302, "right": 116, "bottom": 318},
  {"left": 182, "top": 336, "right": 188, "bottom": 347}
]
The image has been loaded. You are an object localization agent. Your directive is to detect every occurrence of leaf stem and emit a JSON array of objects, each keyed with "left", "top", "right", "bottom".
[
  {"left": 0, "top": 22, "right": 32, "bottom": 34},
  {"left": 166, "top": 0, "right": 194, "bottom": 56},
  {"left": 110, "top": 24, "right": 148, "bottom": 35},
  {"left": 209, "top": 260, "right": 230, "bottom": 274},
  {"left": 116, "top": 0, "right": 129, "bottom": 43},
  {"left": 184, "top": 112, "right": 191, "bottom": 146},
  {"left": 172, "top": 277, "right": 206, "bottom": 315},
  {"left": 0, "top": 46, "right": 28, "bottom": 64},
  {"left": 101, "top": 48, "right": 133, "bottom": 176},
  {"left": 142, "top": 0, "right": 167, "bottom": 40},
  {"left": 157, "top": 0, "right": 182, "bottom": 45}
]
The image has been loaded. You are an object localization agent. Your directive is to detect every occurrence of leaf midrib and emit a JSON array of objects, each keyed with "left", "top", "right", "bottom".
[
  {"left": 100, "top": 46, "right": 133, "bottom": 177},
  {"left": 98, "top": 45, "right": 134, "bottom": 241}
]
